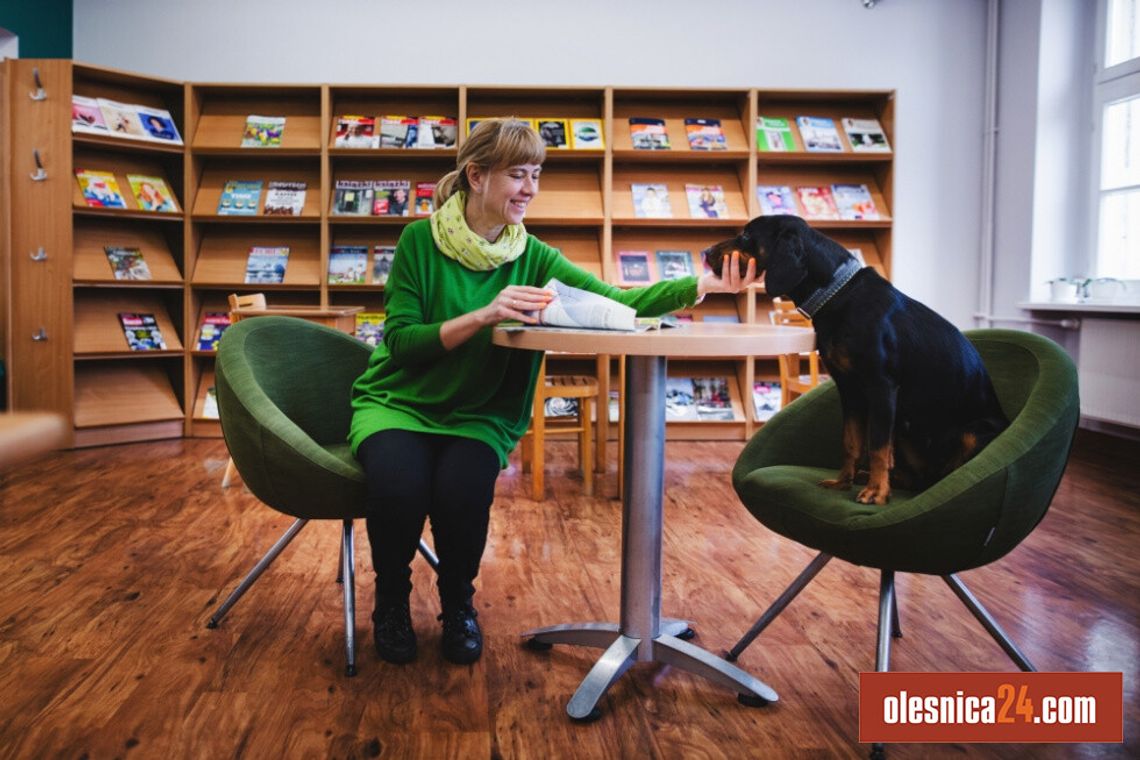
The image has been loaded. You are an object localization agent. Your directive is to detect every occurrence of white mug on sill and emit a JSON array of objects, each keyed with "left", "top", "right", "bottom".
[
  {"left": 1087, "top": 277, "right": 1125, "bottom": 301},
  {"left": 1048, "top": 278, "right": 1083, "bottom": 303}
]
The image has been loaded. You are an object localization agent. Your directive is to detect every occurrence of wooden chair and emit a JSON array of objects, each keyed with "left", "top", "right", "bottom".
[
  {"left": 519, "top": 354, "right": 598, "bottom": 500},
  {"left": 768, "top": 298, "right": 826, "bottom": 408}
]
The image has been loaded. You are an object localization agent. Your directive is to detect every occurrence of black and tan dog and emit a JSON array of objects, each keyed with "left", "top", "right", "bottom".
[{"left": 705, "top": 215, "right": 1008, "bottom": 504}]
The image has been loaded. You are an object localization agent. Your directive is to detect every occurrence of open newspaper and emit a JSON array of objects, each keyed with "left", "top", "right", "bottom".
[{"left": 520, "top": 278, "right": 663, "bottom": 332}]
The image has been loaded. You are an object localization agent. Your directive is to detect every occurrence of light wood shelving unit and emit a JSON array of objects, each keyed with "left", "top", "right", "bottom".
[{"left": 2, "top": 60, "right": 893, "bottom": 446}]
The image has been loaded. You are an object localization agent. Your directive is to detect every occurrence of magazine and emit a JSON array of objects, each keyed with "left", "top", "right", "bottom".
[
  {"left": 202, "top": 386, "right": 220, "bottom": 419},
  {"left": 570, "top": 118, "right": 604, "bottom": 149},
  {"left": 355, "top": 312, "right": 387, "bottom": 347},
  {"left": 104, "top": 246, "right": 151, "bottom": 280},
  {"left": 795, "top": 116, "right": 844, "bottom": 152},
  {"left": 372, "top": 246, "right": 396, "bottom": 285},
  {"left": 244, "top": 246, "right": 290, "bottom": 284},
  {"left": 629, "top": 117, "right": 671, "bottom": 150},
  {"left": 98, "top": 98, "right": 147, "bottom": 138},
  {"left": 536, "top": 118, "right": 570, "bottom": 149},
  {"left": 372, "top": 179, "right": 411, "bottom": 216},
  {"left": 135, "top": 106, "right": 182, "bottom": 144},
  {"left": 241, "top": 115, "right": 285, "bottom": 147},
  {"left": 217, "top": 180, "right": 263, "bottom": 215},
  {"left": 665, "top": 378, "right": 698, "bottom": 421},
  {"left": 796, "top": 186, "right": 840, "bottom": 219},
  {"left": 414, "top": 182, "right": 436, "bottom": 215},
  {"left": 127, "top": 174, "right": 178, "bottom": 212},
  {"left": 703, "top": 313, "right": 741, "bottom": 323},
  {"left": 71, "top": 95, "right": 108, "bottom": 135},
  {"left": 263, "top": 180, "right": 307, "bottom": 216},
  {"left": 544, "top": 396, "right": 579, "bottom": 418},
  {"left": 693, "top": 377, "right": 735, "bottom": 421},
  {"left": 757, "top": 185, "right": 800, "bottom": 216},
  {"left": 617, "top": 251, "right": 653, "bottom": 285},
  {"left": 328, "top": 245, "right": 369, "bottom": 284},
  {"left": 465, "top": 118, "right": 483, "bottom": 137},
  {"left": 756, "top": 116, "right": 796, "bottom": 152},
  {"left": 753, "top": 380, "right": 782, "bottom": 421},
  {"left": 656, "top": 250, "right": 695, "bottom": 280},
  {"left": 75, "top": 169, "right": 127, "bottom": 209},
  {"left": 684, "top": 118, "right": 727, "bottom": 150},
  {"left": 196, "top": 312, "right": 231, "bottom": 351},
  {"left": 334, "top": 115, "right": 376, "bottom": 148},
  {"left": 631, "top": 182, "right": 672, "bottom": 218},
  {"left": 685, "top": 183, "right": 728, "bottom": 219},
  {"left": 842, "top": 117, "right": 891, "bottom": 152},
  {"left": 523, "top": 278, "right": 660, "bottom": 332},
  {"left": 379, "top": 115, "right": 417, "bottom": 148},
  {"left": 119, "top": 312, "right": 166, "bottom": 351},
  {"left": 831, "top": 183, "right": 880, "bottom": 220},
  {"left": 332, "top": 180, "right": 374, "bottom": 215},
  {"left": 419, "top": 116, "right": 457, "bottom": 148}
]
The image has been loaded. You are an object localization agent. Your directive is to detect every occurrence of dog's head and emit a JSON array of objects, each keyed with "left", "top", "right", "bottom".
[{"left": 703, "top": 215, "right": 838, "bottom": 297}]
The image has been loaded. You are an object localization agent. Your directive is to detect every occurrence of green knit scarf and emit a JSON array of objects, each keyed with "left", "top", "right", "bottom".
[{"left": 429, "top": 191, "right": 527, "bottom": 271}]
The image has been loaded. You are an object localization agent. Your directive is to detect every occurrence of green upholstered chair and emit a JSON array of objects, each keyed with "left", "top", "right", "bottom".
[
  {"left": 726, "top": 329, "right": 1079, "bottom": 681},
  {"left": 206, "top": 315, "right": 438, "bottom": 676}
]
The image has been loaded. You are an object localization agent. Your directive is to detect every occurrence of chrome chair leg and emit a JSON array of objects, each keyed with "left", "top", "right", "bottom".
[
  {"left": 875, "top": 570, "right": 895, "bottom": 672},
  {"left": 416, "top": 538, "right": 440, "bottom": 570},
  {"left": 943, "top": 574, "right": 1036, "bottom": 672},
  {"left": 342, "top": 520, "right": 357, "bottom": 677},
  {"left": 891, "top": 584, "right": 902, "bottom": 638},
  {"left": 207, "top": 518, "right": 308, "bottom": 628},
  {"left": 726, "top": 552, "right": 832, "bottom": 661}
]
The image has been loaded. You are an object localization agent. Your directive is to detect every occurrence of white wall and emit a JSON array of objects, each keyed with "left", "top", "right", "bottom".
[{"left": 74, "top": 0, "right": 990, "bottom": 326}]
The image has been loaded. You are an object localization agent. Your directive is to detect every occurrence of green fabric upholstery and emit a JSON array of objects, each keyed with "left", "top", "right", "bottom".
[
  {"left": 216, "top": 316, "right": 370, "bottom": 520},
  {"left": 732, "top": 329, "right": 1079, "bottom": 575}
]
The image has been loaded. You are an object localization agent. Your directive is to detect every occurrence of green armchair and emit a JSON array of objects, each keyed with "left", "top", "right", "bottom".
[{"left": 207, "top": 316, "right": 438, "bottom": 676}]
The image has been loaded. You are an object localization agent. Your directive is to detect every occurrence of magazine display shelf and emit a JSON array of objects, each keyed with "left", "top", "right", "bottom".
[{"left": 1, "top": 60, "right": 893, "bottom": 447}]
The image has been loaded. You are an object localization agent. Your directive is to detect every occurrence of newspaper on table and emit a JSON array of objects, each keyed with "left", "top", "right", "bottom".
[{"left": 517, "top": 278, "right": 662, "bottom": 332}]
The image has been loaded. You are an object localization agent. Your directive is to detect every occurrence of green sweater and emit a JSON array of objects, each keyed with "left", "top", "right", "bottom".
[{"left": 349, "top": 219, "right": 700, "bottom": 467}]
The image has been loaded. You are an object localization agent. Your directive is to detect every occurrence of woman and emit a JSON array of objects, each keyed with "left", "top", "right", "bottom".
[{"left": 349, "top": 118, "right": 755, "bottom": 666}]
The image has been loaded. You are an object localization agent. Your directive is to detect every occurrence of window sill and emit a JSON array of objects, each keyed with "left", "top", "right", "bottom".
[{"left": 1019, "top": 301, "right": 1140, "bottom": 316}]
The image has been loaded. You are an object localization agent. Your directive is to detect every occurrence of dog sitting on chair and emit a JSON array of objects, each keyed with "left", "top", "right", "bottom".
[{"left": 704, "top": 215, "right": 1008, "bottom": 505}]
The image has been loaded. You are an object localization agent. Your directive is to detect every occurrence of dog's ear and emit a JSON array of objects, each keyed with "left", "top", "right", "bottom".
[{"left": 764, "top": 227, "right": 808, "bottom": 296}]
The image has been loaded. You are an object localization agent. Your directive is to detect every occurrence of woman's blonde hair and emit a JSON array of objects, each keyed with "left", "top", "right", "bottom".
[{"left": 434, "top": 118, "right": 546, "bottom": 207}]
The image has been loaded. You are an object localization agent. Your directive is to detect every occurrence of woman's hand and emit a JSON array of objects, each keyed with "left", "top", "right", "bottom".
[
  {"left": 697, "top": 250, "right": 758, "bottom": 298},
  {"left": 478, "top": 285, "right": 555, "bottom": 326}
]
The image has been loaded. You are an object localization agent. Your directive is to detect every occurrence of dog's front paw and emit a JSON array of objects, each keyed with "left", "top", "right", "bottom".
[
  {"left": 819, "top": 477, "right": 853, "bottom": 490},
  {"left": 855, "top": 485, "right": 890, "bottom": 505}
]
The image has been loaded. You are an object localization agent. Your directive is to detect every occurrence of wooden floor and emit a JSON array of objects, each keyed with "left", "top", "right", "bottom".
[{"left": 0, "top": 430, "right": 1136, "bottom": 759}]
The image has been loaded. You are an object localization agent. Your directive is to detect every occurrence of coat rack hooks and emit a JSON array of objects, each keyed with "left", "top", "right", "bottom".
[
  {"left": 30, "top": 149, "right": 47, "bottom": 181},
  {"left": 29, "top": 67, "right": 47, "bottom": 101}
]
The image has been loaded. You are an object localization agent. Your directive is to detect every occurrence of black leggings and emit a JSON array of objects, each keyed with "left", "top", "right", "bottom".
[{"left": 357, "top": 429, "right": 501, "bottom": 608}]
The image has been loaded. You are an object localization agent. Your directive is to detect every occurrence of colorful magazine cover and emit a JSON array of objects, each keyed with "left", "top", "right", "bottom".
[
  {"left": 665, "top": 377, "right": 698, "bottom": 421},
  {"left": 75, "top": 169, "right": 128, "bottom": 209},
  {"left": 629, "top": 117, "right": 671, "bottom": 150},
  {"left": 465, "top": 118, "right": 483, "bottom": 137},
  {"left": 617, "top": 251, "right": 653, "bottom": 285},
  {"left": 379, "top": 115, "right": 417, "bottom": 148},
  {"left": 631, "top": 183, "right": 672, "bottom": 218},
  {"left": 372, "top": 180, "right": 411, "bottom": 216},
  {"left": 241, "top": 115, "right": 285, "bottom": 147},
  {"left": 127, "top": 174, "right": 178, "bottom": 212},
  {"left": 71, "top": 95, "right": 109, "bottom": 134},
  {"left": 685, "top": 183, "right": 728, "bottom": 219},
  {"left": 693, "top": 377, "right": 735, "bottom": 421},
  {"left": 796, "top": 116, "right": 844, "bottom": 152},
  {"left": 332, "top": 180, "right": 374, "bottom": 215},
  {"left": 202, "top": 386, "right": 220, "bottom": 419},
  {"left": 684, "top": 118, "right": 727, "bottom": 150},
  {"left": 263, "top": 180, "right": 307, "bottom": 216},
  {"left": 756, "top": 185, "right": 800, "bottom": 216},
  {"left": 136, "top": 106, "right": 182, "bottom": 144},
  {"left": 753, "top": 380, "right": 782, "bottom": 422},
  {"left": 418, "top": 116, "right": 458, "bottom": 149},
  {"left": 796, "top": 185, "right": 840, "bottom": 219},
  {"left": 842, "top": 117, "right": 891, "bottom": 152},
  {"left": 536, "top": 118, "right": 570, "bottom": 149},
  {"left": 217, "top": 180, "right": 263, "bottom": 215},
  {"left": 354, "top": 312, "right": 386, "bottom": 347},
  {"left": 334, "top": 115, "right": 376, "bottom": 148},
  {"left": 831, "top": 183, "right": 880, "bottom": 220},
  {"left": 119, "top": 312, "right": 166, "bottom": 351},
  {"left": 756, "top": 116, "right": 796, "bottom": 151},
  {"left": 655, "top": 250, "right": 694, "bottom": 280},
  {"left": 196, "top": 312, "right": 232, "bottom": 351},
  {"left": 104, "top": 246, "right": 152, "bottom": 280},
  {"left": 372, "top": 246, "right": 396, "bottom": 285},
  {"left": 328, "top": 245, "right": 369, "bottom": 284},
  {"left": 570, "top": 118, "right": 604, "bottom": 149},
  {"left": 243, "top": 246, "right": 289, "bottom": 284},
  {"left": 414, "top": 182, "right": 436, "bottom": 215},
  {"left": 97, "top": 98, "right": 147, "bottom": 138}
]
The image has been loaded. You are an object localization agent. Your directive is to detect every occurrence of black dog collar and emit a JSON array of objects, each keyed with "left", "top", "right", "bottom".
[{"left": 796, "top": 258, "right": 863, "bottom": 319}]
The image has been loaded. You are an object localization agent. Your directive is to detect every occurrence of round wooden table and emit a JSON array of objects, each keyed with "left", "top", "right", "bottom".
[{"left": 493, "top": 322, "right": 815, "bottom": 719}]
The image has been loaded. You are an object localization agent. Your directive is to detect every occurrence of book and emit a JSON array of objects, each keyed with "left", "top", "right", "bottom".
[
  {"left": 328, "top": 245, "right": 369, "bottom": 284},
  {"left": 241, "top": 115, "right": 285, "bottom": 147},
  {"left": 842, "top": 117, "right": 891, "bottom": 152},
  {"left": 831, "top": 183, "right": 880, "bottom": 220},
  {"left": 372, "top": 246, "right": 396, "bottom": 285},
  {"left": 693, "top": 377, "right": 735, "bottom": 421},
  {"left": 631, "top": 182, "right": 672, "bottom": 218},
  {"left": 127, "top": 174, "right": 178, "bottom": 213},
  {"left": 75, "top": 169, "right": 127, "bottom": 209},
  {"left": 243, "top": 246, "right": 289, "bottom": 284},
  {"left": 796, "top": 186, "right": 840, "bottom": 219},
  {"left": 379, "top": 115, "right": 417, "bottom": 148},
  {"left": 202, "top": 386, "right": 220, "bottom": 419},
  {"left": 684, "top": 118, "right": 727, "bottom": 151},
  {"left": 372, "top": 179, "right": 411, "bottom": 216},
  {"left": 655, "top": 250, "right": 695, "bottom": 280},
  {"left": 355, "top": 312, "right": 386, "bottom": 347},
  {"left": 756, "top": 116, "right": 796, "bottom": 152},
  {"left": 756, "top": 185, "right": 800, "bottom": 216},
  {"left": 685, "top": 183, "right": 728, "bottom": 219},
  {"left": 753, "top": 380, "right": 782, "bottom": 422},
  {"left": 98, "top": 98, "right": 147, "bottom": 138},
  {"left": 119, "top": 312, "right": 166, "bottom": 351},
  {"left": 418, "top": 116, "right": 457, "bottom": 149},
  {"left": 570, "top": 118, "right": 604, "bottom": 150},
  {"left": 414, "top": 181, "right": 436, "bottom": 215},
  {"left": 465, "top": 117, "right": 483, "bottom": 137},
  {"left": 135, "top": 106, "right": 182, "bottom": 144},
  {"left": 795, "top": 116, "right": 844, "bottom": 152},
  {"left": 617, "top": 251, "right": 653, "bottom": 286},
  {"left": 196, "top": 312, "right": 231, "bottom": 351},
  {"left": 536, "top": 118, "right": 570, "bottom": 149},
  {"left": 334, "top": 115, "right": 376, "bottom": 148},
  {"left": 629, "top": 117, "right": 671, "bottom": 150},
  {"left": 263, "top": 180, "right": 307, "bottom": 216},
  {"left": 703, "top": 313, "right": 741, "bottom": 323},
  {"left": 332, "top": 180, "right": 374, "bottom": 215},
  {"left": 526, "top": 278, "right": 660, "bottom": 332},
  {"left": 217, "top": 180, "right": 263, "bottom": 215},
  {"left": 104, "top": 246, "right": 151, "bottom": 280},
  {"left": 71, "top": 95, "right": 108, "bottom": 134},
  {"left": 665, "top": 378, "right": 698, "bottom": 421}
]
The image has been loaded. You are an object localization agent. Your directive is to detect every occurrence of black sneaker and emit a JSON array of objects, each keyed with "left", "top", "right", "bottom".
[
  {"left": 437, "top": 603, "right": 482, "bottom": 664},
  {"left": 373, "top": 599, "right": 416, "bottom": 664}
]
